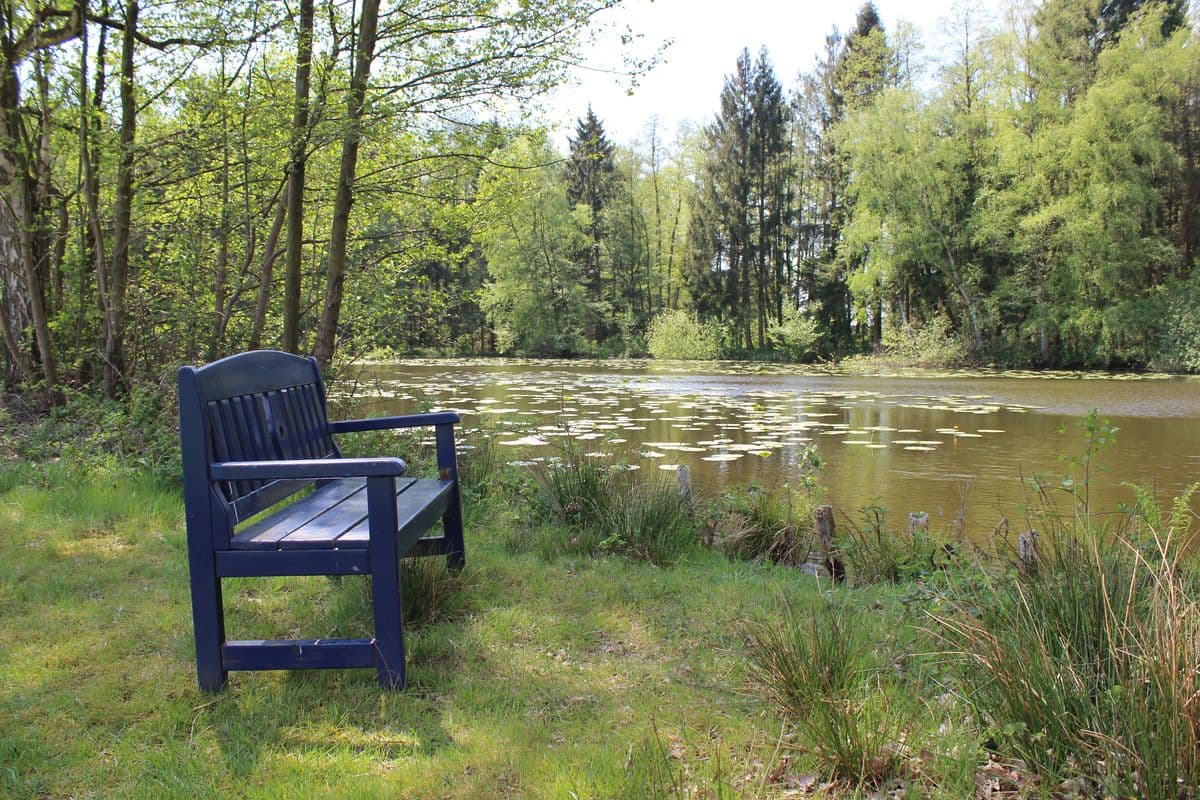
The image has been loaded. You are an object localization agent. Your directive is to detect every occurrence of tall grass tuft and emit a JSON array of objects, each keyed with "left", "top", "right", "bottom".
[
  {"left": 743, "top": 597, "right": 912, "bottom": 787},
  {"left": 841, "top": 502, "right": 947, "bottom": 585},
  {"left": 937, "top": 512, "right": 1200, "bottom": 798},
  {"left": 599, "top": 479, "right": 697, "bottom": 565},
  {"left": 705, "top": 481, "right": 814, "bottom": 565},
  {"left": 521, "top": 446, "right": 697, "bottom": 565}
]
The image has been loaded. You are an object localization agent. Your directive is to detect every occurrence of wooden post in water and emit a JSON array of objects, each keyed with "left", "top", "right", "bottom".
[
  {"left": 814, "top": 504, "right": 845, "bottom": 583},
  {"left": 1018, "top": 529, "right": 1039, "bottom": 572},
  {"left": 908, "top": 512, "right": 929, "bottom": 535},
  {"left": 676, "top": 464, "right": 692, "bottom": 503}
]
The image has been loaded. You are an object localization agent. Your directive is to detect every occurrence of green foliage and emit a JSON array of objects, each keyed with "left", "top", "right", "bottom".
[
  {"left": 938, "top": 520, "right": 1200, "bottom": 797},
  {"left": 2, "top": 374, "right": 181, "bottom": 483},
  {"left": 646, "top": 310, "right": 723, "bottom": 360},
  {"left": 840, "top": 502, "right": 951, "bottom": 586},
  {"left": 520, "top": 446, "right": 697, "bottom": 565},
  {"left": 766, "top": 305, "right": 821, "bottom": 361},
  {"left": 478, "top": 135, "right": 590, "bottom": 356},
  {"left": 877, "top": 316, "right": 970, "bottom": 367},
  {"left": 937, "top": 421, "right": 1200, "bottom": 797},
  {"left": 1152, "top": 276, "right": 1200, "bottom": 372}
]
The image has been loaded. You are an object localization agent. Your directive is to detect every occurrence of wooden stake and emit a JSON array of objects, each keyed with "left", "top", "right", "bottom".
[{"left": 814, "top": 504, "right": 845, "bottom": 583}]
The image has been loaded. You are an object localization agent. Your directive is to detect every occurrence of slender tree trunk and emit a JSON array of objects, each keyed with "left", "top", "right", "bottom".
[
  {"left": 250, "top": 188, "right": 288, "bottom": 349},
  {"left": 313, "top": 0, "right": 380, "bottom": 368},
  {"left": 209, "top": 53, "right": 231, "bottom": 361},
  {"left": 102, "top": 0, "right": 137, "bottom": 396},
  {"left": 283, "top": 0, "right": 314, "bottom": 354}
]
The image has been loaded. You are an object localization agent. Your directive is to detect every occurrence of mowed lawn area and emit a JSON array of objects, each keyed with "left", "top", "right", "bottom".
[{"left": 3, "top": 465, "right": 951, "bottom": 799}]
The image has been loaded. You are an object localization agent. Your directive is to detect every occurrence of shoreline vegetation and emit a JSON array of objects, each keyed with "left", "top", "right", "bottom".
[{"left": 4, "top": 399, "right": 1198, "bottom": 798}]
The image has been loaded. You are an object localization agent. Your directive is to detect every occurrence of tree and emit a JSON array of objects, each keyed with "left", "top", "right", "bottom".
[
  {"left": 477, "top": 135, "right": 588, "bottom": 355},
  {"left": 564, "top": 106, "right": 617, "bottom": 340}
]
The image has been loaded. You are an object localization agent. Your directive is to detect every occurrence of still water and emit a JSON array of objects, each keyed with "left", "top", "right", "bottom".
[{"left": 340, "top": 359, "right": 1200, "bottom": 538}]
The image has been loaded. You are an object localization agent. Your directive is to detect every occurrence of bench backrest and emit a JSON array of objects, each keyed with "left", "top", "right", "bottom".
[{"left": 178, "top": 351, "right": 341, "bottom": 541}]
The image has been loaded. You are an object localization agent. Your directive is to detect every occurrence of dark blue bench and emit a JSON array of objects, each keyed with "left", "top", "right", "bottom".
[{"left": 177, "top": 350, "right": 465, "bottom": 692}]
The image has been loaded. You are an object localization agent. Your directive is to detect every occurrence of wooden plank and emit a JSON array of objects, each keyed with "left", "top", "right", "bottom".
[
  {"left": 215, "top": 548, "right": 370, "bottom": 577},
  {"left": 222, "top": 638, "right": 375, "bottom": 671},
  {"left": 230, "top": 478, "right": 365, "bottom": 550},
  {"left": 278, "top": 478, "right": 420, "bottom": 550},
  {"left": 337, "top": 479, "right": 453, "bottom": 549}
]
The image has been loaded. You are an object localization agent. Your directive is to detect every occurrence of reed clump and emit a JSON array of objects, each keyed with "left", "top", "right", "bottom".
[
  {"left": 520, "top": 446, "right": 697, "bottom": 565},
  {"left": 742, "top": 597, "right": 914, "bottom": 788},
  {"left": 936, "top": 505, "right": 1200, "bottom": 798}
]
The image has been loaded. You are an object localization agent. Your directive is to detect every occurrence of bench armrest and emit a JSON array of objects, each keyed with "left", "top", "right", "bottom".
[
  {"left": 210, "top": 457, "right": 407, "bottom": 480},
  {"left": 328, "top": 412, "right": 460, "bottom": 434}
]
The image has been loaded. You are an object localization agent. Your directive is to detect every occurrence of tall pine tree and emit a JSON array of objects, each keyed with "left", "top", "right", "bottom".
[{"left": 565, "top": 107, "right": 617, "bottom": 341}]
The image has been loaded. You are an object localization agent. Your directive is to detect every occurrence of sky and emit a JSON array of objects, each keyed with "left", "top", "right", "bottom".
[{"left": 539, "top": 0, "right": 1003, "bottom": 149}]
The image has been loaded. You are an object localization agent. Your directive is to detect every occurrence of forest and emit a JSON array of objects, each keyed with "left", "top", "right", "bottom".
[{"left": 3, "top": 0, "right": 1200, "bottom": 409}]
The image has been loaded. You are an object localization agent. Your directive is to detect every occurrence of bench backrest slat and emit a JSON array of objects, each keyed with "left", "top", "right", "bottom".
[{"left": 179, "top": 351, "right": 342, "bottom": 540}]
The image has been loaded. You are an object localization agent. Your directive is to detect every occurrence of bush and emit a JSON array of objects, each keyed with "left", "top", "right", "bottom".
[
  {"left": 766, "top": 305, "right": 820, "bottom": 361},
  {"left": 2, "top": 372, "right": 181, "bottom": 483},
  {"left": 646, "top": 310, "right": 723, "bottom": 360},
  {"left": 878, "top": 315, "right": 969, "bottom": 367},
  {"left": 1152, "top": 277, "right": 1200, "bottom": 373}
]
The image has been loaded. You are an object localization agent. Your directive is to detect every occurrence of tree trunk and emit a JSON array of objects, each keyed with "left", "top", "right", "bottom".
[
  {"left": 313, "top": 0, "right": 380, "bottom": 369},
  {"left": 283, "top": 0, "right": 314, "bottom": 355},
  {"left": 249, "top": 188, "right": 288, "bottom": 350},
  {"left": 101, "top": 0, "right": 137, "bottom": 396}
]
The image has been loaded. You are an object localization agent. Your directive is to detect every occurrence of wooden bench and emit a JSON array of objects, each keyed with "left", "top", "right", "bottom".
[{"left": 177, "top": 350, "right": 465, "bottom": 692}]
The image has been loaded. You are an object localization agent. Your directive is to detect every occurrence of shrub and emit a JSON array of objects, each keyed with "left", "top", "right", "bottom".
[
  {"left": 879, "top": 315, "right": 969, "bottom": 367},
  {"left": 766, "top": 305, "right": 820, "bottom": 361},
  {"left": 1151, "top": 276, "right": 1200, "bottom": 373},
  {"left": 646, "top": 310, "right": 723, "bottom": 360},
  {"left": 2, "top": 372, "right": 181, "bottom": 483}
]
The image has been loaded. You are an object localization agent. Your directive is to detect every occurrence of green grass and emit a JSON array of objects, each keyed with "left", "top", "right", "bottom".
[
  {"left": 0, "top": 465, "right": 857, "bottom": 799},
  {"left": 5, "top": 452, "right": 1197, "bottom": 798}
]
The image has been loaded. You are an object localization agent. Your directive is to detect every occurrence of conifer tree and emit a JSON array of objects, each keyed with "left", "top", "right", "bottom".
[{"left": 565, "top": 107, "right": 617, "bottom": 340}]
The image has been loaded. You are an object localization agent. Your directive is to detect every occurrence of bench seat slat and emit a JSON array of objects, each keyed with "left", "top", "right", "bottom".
[
  {"left": 230, "top": 478, "right": 366, "bottom": 550},
  {"left": 337, "top": 479, "right": 455, "bottom": 549},
  {"left": 277, "top": 477, "right": 421, "bottom": 549}
]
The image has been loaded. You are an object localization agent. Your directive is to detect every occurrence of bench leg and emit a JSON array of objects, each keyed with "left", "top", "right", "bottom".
[
  {"left": 370, "top": 568, "right": 406, "bottom": 689},
  {"left": 188, "top": 554, "right": 228, "bottom": 692},
  {"left": 368, "top": 477, "right": 406, "bottom": 690},
  {"left": 443, "top": 491, "right": 466, "bottom": 574}
]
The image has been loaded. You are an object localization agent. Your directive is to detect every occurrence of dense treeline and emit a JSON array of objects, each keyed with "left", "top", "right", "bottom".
[
  {"left": 482, "top": 0, "right": 1200, "bottom": 371},
  {"left": 5, "top": 0, "right": 1200, "bottom": 410},
  {"left": 0, "top": 0, "right": 624, "bottom": 405}
]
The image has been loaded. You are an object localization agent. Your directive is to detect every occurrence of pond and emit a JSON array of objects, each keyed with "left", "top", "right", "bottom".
[{"left": 338, "top": 358, "right": 1200, "bottom": 540}]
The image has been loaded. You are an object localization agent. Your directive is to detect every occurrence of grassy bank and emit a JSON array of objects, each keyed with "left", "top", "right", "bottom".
[{"left": 2, "top": 424, "right": 1198, "bottom": 798}]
